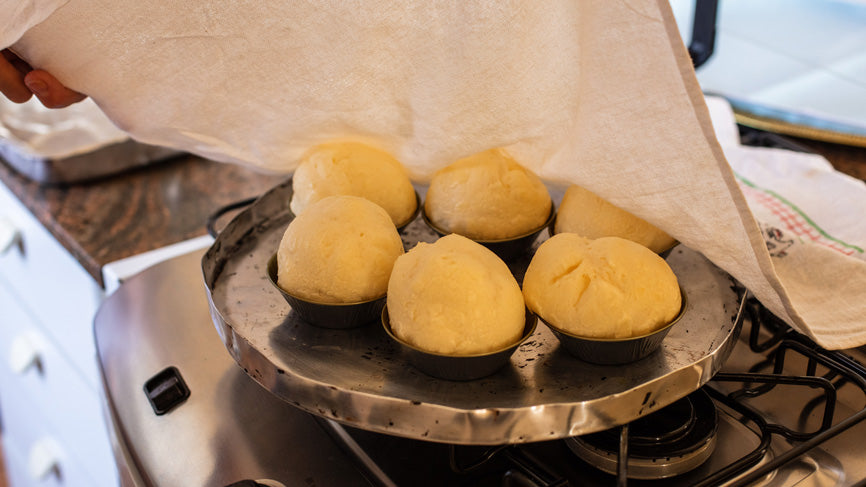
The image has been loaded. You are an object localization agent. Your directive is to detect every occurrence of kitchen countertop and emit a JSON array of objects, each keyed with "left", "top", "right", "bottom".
[
  {"left": 0, "top": 152, "right": 286, "bottom": 288},
  {"left": 799, "top": 139, "right": 866, "bottom": 181},
  {"left": 0, "top": 136, "right": 863, "bottom": 290}
]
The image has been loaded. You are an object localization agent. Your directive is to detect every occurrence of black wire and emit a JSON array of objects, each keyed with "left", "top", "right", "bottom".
[
  {"left": 205, "top": 196, "right": 258, "bottom": 238},
  {"left": 448, "top": 444, "right": 509, "bottom": 474}
]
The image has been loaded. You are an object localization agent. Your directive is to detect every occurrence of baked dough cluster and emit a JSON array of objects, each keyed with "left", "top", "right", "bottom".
[
  {"left": 554, "top": 185, "right": 676, "bottom": 254},
  {"left": 277, "top": 195, "right": 404, "bottom": 303},
  {"left": 523, "top": 233, "right": 681, "bottom": 339},
  {"left": 387, "top": 234, "right": 525, "bottom": 355},
  {"left": 424, "top": 148, "right": 551, "bottom": 240},
  {"left": 290, "top": 141, "right": 417, "bottom": 226}
]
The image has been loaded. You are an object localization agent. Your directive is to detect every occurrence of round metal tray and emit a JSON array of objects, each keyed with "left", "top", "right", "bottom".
[{"left": 202, "top": 178, "right": 745, "bottom": 445}]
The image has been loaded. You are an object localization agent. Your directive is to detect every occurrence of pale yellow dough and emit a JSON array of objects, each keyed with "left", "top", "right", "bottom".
[
  {"left": 290, "top": 141, "right": 417, "bottom": 226},
  {"left": 554, "top": 185, "right": 677, "bottom": 254},
  {"left": 523, "top": 234, "right": 681, "bottom": 339},
  {"left": 277, "top": 195, "right": 404, "bottom": 303},
  {"left": 424, "top": 148, "right": 551, "bottom": 240},
  {"left": 387, "top": 234, "right": 525, "bottom": 355}
]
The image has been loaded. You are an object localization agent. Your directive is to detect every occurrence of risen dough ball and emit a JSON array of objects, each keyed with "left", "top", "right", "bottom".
[
  {"left": 387, "top": 234, "right": 525, "bottom": 355},
  {"left": 277, "top": 195, "right": 404, "bottom": 303},
  {"left": 290, "top": 141, "right": 417, "bottom": 226},
  {"left": 523, "top": 234, "right": 681, "bottom": 339},
  {"left": 424, "top": 148, "right": 551, "bottom": 240},
  {"left": 554, "top": 185, "right": 676, "bottom": 254}
]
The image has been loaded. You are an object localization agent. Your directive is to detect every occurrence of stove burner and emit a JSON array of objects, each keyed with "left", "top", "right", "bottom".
[{"left": 566, "top": 388, "right": 718, "bottom": 480}]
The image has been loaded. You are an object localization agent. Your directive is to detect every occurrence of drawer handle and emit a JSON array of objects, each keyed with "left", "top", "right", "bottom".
[
  {"left": 28, "top": 437, "right": 63, "bottom": 481},
  {"left": 9, "top": 330, "right": 44, "bottom": 375},
  {"left": 0, "top": 215, "right": 20, "bottom": 255}
]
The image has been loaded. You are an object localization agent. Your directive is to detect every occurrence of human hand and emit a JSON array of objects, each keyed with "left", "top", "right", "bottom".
[{"left": 1, "top": 49, "right": 86, "bottom": 108}]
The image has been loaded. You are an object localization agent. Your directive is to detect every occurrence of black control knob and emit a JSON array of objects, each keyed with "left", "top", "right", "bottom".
[{"left": 143, "top": 366, "right": 190, "bottom": 415}]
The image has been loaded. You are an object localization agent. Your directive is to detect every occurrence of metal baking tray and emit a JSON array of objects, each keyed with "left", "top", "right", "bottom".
[
  {"left": 0, "top": 137, "right": 181, "bottom": 184},
  {"left": 0, "top": 97, "right": 181, "bottom": 184},
  {"left": 202, "top": 178, "right": 746, "bottom": 445}
]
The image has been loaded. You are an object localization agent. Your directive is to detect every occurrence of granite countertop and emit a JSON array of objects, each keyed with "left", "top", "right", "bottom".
[
  {"left": 0, "top": 153, "right": 286, "bottom": 288},
  {"left": 1, "top": 135, "right": 864, "bottom": 290},
  {"left": 798, "top": 139, "right": 866, "bottom": 181}
]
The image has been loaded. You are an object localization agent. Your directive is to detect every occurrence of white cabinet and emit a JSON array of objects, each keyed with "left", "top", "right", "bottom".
[{"left": 0, "top": 181, "right": 117, "bottom": 487}]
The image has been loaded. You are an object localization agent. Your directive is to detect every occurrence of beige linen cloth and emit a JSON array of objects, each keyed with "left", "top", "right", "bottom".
[{"left": 5, "top": 0, "right": 865, "bottom": 349}]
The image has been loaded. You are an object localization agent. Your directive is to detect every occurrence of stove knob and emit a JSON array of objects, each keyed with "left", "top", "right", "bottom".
[{"left": 143, "top": 366, "right": 190, "bottom": 415}]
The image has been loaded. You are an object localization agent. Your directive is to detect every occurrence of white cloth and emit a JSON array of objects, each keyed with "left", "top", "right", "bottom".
[
  {"left": 6, "top": 0, "right": 866, "bottom": 348},
  {"left": 707, "top": 96, "right": 866, "bottom": 350},
  {"left": 0, "top": 0, "right": 65, "bottom": 50}
]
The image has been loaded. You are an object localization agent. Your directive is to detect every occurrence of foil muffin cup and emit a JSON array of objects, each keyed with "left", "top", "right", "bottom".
[
  {"left": 382, "top": 306, "right": 538, "bottom": 381},
  {"left": 267, "top": 254, "right": 385, "bottom": 329},
  {"left": 541, "top": 287, "right": 687, "bottom": 365},
  {"left": 421, "top": 204, "right": 556, "bottom": 261},
  {"left": 395, "top": 190, "right": 423, "bottom": 232}
]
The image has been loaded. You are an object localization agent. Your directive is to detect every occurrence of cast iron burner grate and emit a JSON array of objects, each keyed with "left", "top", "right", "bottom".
[{"left": 699, "top": 300, "right": 866, "bottom": 487}]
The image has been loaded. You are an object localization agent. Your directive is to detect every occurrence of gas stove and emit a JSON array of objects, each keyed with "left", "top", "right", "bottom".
[
  {"left": 95, "top": 246, "right": 866, "bottom": 487},
  {"left": 321, "top": 297, "right": 866, "bottom": 487},
  {"left": 95, "top": 124, "right": 866, "bottom": 487},
  {"left": 314, "top": 128, "right": 866, "bottom": 486}
]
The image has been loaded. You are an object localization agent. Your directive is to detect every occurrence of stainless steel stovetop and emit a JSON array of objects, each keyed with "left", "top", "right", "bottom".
[{"left": 95, "top": 247, "right": 866, "bottom": 487}]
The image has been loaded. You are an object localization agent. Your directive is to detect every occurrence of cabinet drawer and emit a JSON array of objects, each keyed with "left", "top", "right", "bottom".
[
  {"left": 0, "top": 292, "right": 117, "bottom": 487},
  {"left": 1, "top": 409, "right": 108, "bottom": 487},
  {"left": 0, "top": 182, "right": 103, "bottom": 389}
]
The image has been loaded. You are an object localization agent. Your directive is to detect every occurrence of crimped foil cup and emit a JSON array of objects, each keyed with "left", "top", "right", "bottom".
[
  {"left": 541, "top": 288, "right": 687, "bottom": 365},
  {"left": 267, "top": 254, "right": 385, "bottom": 329},
  {"left": 382, "top": 307, "right": 538, "bottom": 381},
  {"left": 421, "top": 204, "right": 556, "bottom": 261}
]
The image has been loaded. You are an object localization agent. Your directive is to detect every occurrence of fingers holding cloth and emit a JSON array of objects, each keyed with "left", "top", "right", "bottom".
[
  {"left": 0, "top": 49, "right": 85, "bottom": 107},
  {"left": 0, "top": 1, "right": 85, "bottom": 107}
]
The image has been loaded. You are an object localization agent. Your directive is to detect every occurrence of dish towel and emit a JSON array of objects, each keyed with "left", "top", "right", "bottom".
[
  {"left": 6, "top": 0, "right": 866, "bottom": 349},
  {"left": 707, "top": 96, "right": 866, "bottom": 349}
]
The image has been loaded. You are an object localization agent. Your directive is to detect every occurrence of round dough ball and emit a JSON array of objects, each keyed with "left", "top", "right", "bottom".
[
  {"left": 290, "top": 141, "right": 417, "bottom": 226},
  {"left": 424, "top": 148, "right": 551, "bottom": 240},
  {"left": 523, "top": 233, "right": 681, "bottom": 339},
  {"left": 387, "top": 234, "right": 525, "bottom": 355},
  {"left": 554, "top": 185, "right": 676, "bottom": 254},
  {"left": 277, "top": 195, "right": 404, "bottom": 303}
]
